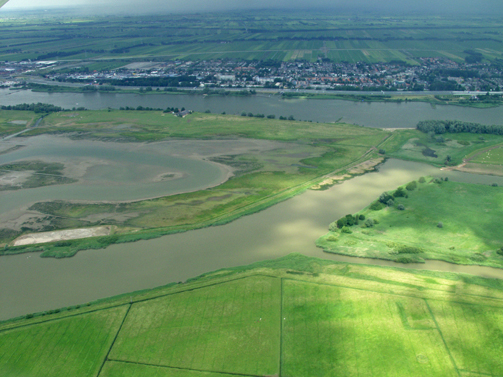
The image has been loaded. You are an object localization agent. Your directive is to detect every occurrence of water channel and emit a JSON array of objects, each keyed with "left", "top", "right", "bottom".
[
  {"left": 1, "top": 91, "right": 503, "bottom": 321},
  {"left": 2, "top": 158, "right": 503, "bottom": 321},
  {"left": 2, "top": 88, "right": 503, "bottom": 128}
]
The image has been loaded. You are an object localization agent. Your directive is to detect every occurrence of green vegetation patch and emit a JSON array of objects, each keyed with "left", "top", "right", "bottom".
[
  {"left": 385, "top": 129, "right": 503, "bottom": 167},
  {"left": 469, "top": 145, "right": 503, "bottom": 165},
  {"left": 100, "top": 362, "right": 237, "bottom": 377},
  {"left": 109, "top": 276, "right": 281, "bottom": 376},
  {"left": 3, "top": 254, "right": 503, "bottom": 376},
  {"left": 318, "top": 178, "right": 503, "bottom": 267},
  {"left": 2, "top": 110, "right": 389, "bottom": 255},
  {"left": 0, "top": 160, "right": 77, "bottom": 191},
  {"left": 0, "top": 306, "right": 128, "bottom": 377},
  {"left": 0, "top": 110, "right": 36, "bottom": 137},
  {"left": 282, "top": 280, "right": 456, "bottom": 376}
]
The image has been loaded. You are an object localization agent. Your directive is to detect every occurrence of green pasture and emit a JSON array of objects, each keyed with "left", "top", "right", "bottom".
[
  {"left": 2, "top": 254, "right": 503, "bottom": 376},
  {"left": 468, "top": 145, "right": 503, "bottom": 165},
  {"left": 317, "top": 178, "right": 503, "bottom": 267},
  {"left": 384, "top": 130, "right": 503, "bottom": 166}
]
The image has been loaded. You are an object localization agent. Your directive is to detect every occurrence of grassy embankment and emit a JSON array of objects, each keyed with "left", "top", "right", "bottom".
[
  {"left": 0, "top": 110, "right": 389, "bottom": 256},
  {"left": 1, "top": 254, "right": 503, "bottom": 376},
  {"left": 317, "top": 178, "right": 503, "bottom": 267},
  {"left": 283, "top": 92, "right": 503, "bottom": 108}
]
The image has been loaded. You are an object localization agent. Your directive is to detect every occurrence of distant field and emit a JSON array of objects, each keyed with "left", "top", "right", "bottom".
[
  {"left": 2, "top": 254, "right": 503, "bottom": 376},
  {"left": 317, "top": 178, "right": 503, "bottom": 267},
  {"left": 1, "top": 11, "right": 503, "bottom": 62}
]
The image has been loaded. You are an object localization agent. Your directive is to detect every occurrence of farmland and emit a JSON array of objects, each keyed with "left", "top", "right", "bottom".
[
  {"left": 2, "top": 11, "right": 503, "bottom": 63},
  {"left": 1, "top": 254, "right": 503, "bottom": 376},
  {"left": 317, "top": 178, "right": 503, "bottom": 267}
]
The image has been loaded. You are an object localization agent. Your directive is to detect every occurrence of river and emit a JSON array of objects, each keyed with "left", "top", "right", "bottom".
[
  {"left": 2, "top": 88, "right": 503, "bottom": 128},
  {"left": 2, "top": 159, "right": 503, "bottom": 321}
]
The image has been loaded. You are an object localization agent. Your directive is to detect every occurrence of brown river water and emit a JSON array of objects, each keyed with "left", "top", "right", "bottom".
[{"left": 2, "top": 158, "right": 503, "bottom": 321}]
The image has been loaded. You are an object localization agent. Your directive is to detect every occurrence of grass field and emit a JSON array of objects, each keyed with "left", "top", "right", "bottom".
[
  {"left": 0, "top": 110, "right": 38, "bottom": 138},
  {"left": 1, "top": 110, "right": 388, "bottom": 256},
  {"left": 317, "top": 178, "right": 503, "bottom": 267},
  {"left": 381, "top": 129, "right": 503, "bottom": 167},
  {"left": 2, "top": 12, "right": 503, "bottom": 63},
  {"left": 1, "top": 254, "right": 503, "bottom": 376},
  {"left": 469, "top": 145, "right": 503, "bottom": 165}
]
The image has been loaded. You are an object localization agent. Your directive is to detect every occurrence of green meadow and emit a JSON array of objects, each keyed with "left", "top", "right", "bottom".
[
  {"left": 0, "top": 111, "right": 38, "bottom": 138},
  {"left": 1, "top": 110, "right": 388, "bottom": 255},
  {"left": 317, "top": 178, "right": 503, "bottom": 267},
  {"left": 2, "top": 254, "right": 503, "bottom": 376},
  {"left": 380, "top": 129, "right": 503, "bottom": 167}
]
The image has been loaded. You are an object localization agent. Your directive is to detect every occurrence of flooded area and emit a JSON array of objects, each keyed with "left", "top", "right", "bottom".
[
  {"left": 2, "top": 158, "right": 503, "bottom": 321},
  {"left": 0, "top": 135, "right": 286, "bottom": 229}
]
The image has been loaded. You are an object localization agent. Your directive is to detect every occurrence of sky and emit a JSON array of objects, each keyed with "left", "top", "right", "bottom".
[{"left": 2, "top": 0, "right": 503, "bottom": 14}]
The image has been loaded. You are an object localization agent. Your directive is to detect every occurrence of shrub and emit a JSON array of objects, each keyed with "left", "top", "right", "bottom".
[
  {"left": 341, "top": 226, "right": 352, "bottom": 234},
  {"left": 393, "top": 187, "right": 407, "bottom": 197},
  {"left": 437, "top": 222, "right": 443, "bottom": 228},
  {"left": 497, "top": 247, "right": 503, "bottom": 256},
  {"left": 406, "top": 181, "right": 417, "bottom": 191},
  {"left": 444, "top": 177, "right": 449, "bottom": 181},
  {"left": 373, "top": 219, "right": 379, "bottom": 224},
  {"left": 387, "top": 199, "right": 394, "bottom": 207},
  {"left": 457, "top": 140, "right": 470, "bottom": 146},
  {"left": 470, "top": 253, "right": 487, "bottom": 262},
  {"left": 370, "top": 201, "right": 385, "bottom": 211},
  {"left": 379, "top": 192, "right": 393, "bottom": 204},
  {"left": 328, "top": 221, "right": 338, "bottom": 232},
  {"left": 397, "top": 204, "right": 405, "bottom": 210},
  {"left": 418, "top": 177, "right": 426, "bottom": 183},
  {"left": 327, "top": 235, "right": 338, "bottom": 242},
  {"left": 396, "top": 245, "right": 423, "bottom": 254},
  {"left": 241, "top": 112, "right": 247, "bottom": 116},
  {"left": 396, "top": 256, "right": 415, "bottom": 264},
  {"left": 379, "top": 149, "right": 386, "bottom": 154},
  {"left": 359, "top": 214, "right": 365, "bottom": 220},
  {"left": 492, "top": 183, "right": 498, "bottom": 187},
  {"left": 364, "top": 218, "right": 374, "bottom": 228}
]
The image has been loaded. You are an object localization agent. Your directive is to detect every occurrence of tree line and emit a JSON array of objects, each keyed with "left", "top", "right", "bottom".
[{"left": 417, "top": 120, "right": 503, "bottom": 135}]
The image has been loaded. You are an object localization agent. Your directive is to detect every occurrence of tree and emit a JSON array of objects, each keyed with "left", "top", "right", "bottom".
[{"left": 405, "top": 181, "right": 417, "bottom": 191}]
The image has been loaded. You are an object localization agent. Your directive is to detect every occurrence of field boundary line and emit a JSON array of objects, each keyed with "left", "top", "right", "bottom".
[
  {"left": 424, "top": 299, "right": 461, "bottom": 377},
  {"left": 106, "top": 358, "right": 264, "bottom": 377},
  {"left": 459, "top": 369, "right": 503, "bottom": 377},
  {"left": 0, "top": 274, "right": 278, "bottom": 332},
  {"left": 0, "top": 303, "right": 130, "bottom": 334},
  {"left": 279, "top": 278, "right": 284, "bottom": 377},
  {"left": 96, "top": 303, "right": 132, "bottom": 377},
  {"left": 281, "top": 278, "right": 503, "bottom": 309}
]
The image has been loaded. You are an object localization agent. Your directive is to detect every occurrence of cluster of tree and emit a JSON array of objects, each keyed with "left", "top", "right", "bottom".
[
  {"left": 119, "top": 106, "right": 163, "bottom": 111},
  {"left": 101, "top": 76, "right": 199, "bottom": 88},
  {"left": 464, "top": 50, "right": 484, "bottom": 64},
  {"left": 1, "top": 103, "right": 63, "bottom": 113},
  {"left": 334, "top": 214, "right": 365, "bottom": 229},
  {"left": 417, "top": 120, "right": 503, "bottom": 135}
]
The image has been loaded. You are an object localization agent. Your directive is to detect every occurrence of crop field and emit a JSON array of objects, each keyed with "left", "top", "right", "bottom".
[
  {"left": 0, "top": 110, "right": 388, "bottom": 255},
  {"left": 381, "top": 129, "right": 503, "bottom": 167},
  {"left": 317, "top": 178, "right": 503, "bottom": 267},
  {"left": 2, "top": 11, "right": 503, "bottom": 63},
  {"left": 1, "top": 254, "right": 503, "bottom": 376}
]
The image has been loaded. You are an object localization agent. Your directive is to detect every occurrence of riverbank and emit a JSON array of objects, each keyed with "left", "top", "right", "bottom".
[
  {"left": 2, "top": 253, "right": 503, "bottom": 376},
  {"left": 317, "top": 177, "right": 503, "bottom": 268}
]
